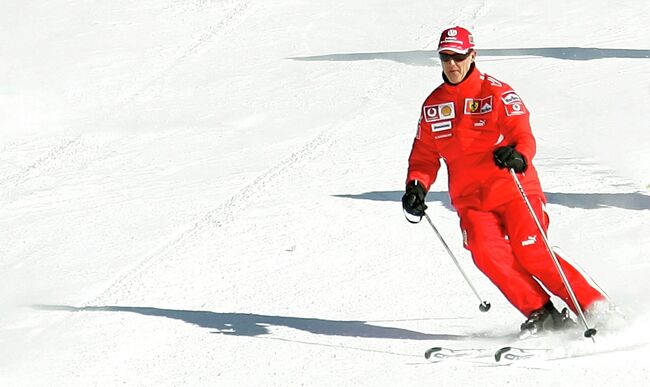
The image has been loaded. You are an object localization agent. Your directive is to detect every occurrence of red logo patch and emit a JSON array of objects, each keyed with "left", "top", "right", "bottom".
[{"left": 504, "top": 102, "right": 527, "bottom": 116}]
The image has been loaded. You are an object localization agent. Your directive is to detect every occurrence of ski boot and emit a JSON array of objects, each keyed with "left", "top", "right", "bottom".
[{"left": 520, "top": 301, "right": 575, "bottom": 337}]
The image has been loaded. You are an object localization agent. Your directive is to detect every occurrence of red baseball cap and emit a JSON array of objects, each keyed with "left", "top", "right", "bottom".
[{"left": 437, "top": 26, "right": 475, "bottom": 54}]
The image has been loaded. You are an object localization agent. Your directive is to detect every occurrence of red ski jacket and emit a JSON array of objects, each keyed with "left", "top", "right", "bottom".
[{"left": 407, "top": 65, "right": 544, "bottom": 211}]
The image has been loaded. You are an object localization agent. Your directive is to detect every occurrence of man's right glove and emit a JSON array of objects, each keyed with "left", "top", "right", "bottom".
[
  {"left": 493, "top": 145, "right": 527, "bottom": 173},
  {"left": 402, "top": 180, "right": 428, "bottom": 217}
]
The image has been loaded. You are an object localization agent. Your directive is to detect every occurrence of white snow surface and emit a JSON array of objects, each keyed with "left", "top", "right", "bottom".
[{"left": 1, "top": 1, "right": 650, "bottom": 385}]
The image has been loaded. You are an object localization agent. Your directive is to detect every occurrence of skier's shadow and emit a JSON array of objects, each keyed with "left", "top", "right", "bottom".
[
  {"left": 33, "top": 305, "right": 469, "bottom": 341},
  {"left": 334, "top": 191, "right": 650, "bottom": 211}
]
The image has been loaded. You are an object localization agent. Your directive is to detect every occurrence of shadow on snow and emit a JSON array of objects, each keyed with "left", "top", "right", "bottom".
[
  {"left": 33, "top": 305, "right": 469, "bottom": 341},
  {"left": 290, "top": 47, "right": 650, "bottom": 66},
  {"left": 334, "top": 191, "right": 650, "bottom": 211}
]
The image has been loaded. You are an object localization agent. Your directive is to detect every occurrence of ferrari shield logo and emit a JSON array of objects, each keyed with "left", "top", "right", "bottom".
[{"left": 464, "top": 96, "right": 493, "bottom": 115}]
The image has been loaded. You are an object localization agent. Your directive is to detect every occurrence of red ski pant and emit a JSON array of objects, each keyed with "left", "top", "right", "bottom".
[{"left": 459, "top": 196, "right": 604, "bottom": 317}]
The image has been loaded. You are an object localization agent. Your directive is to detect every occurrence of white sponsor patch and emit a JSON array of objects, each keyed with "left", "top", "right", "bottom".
[
  {"left": 423, "top": 102, "right": 455, "bottom": 122},
  {"left": 432, "top": 121, "right": 452, "bottom": 132},
  {"left": 434, "top": 132, "right": 452, "bottom": 139},
  {"left": 501, "top": 91, "right": 522, "bottom": 105}
]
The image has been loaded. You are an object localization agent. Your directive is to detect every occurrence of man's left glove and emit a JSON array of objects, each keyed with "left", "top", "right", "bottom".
[
  {"left": 493, "top": 146, "right": 527, "bottom": 173},
  {"left": 402, "top": 180, "right": 428, "bottom": 217}
]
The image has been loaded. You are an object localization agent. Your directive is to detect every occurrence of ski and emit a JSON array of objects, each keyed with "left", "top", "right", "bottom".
[
  {"left": 493, "top": 346, "right": 552, "bottom": 364},
  {"left": 424, "top": 345, "right": 552, "bottom": 364},
  {"left": 424, "top": 346, "right": 492, "bottom": 363}
]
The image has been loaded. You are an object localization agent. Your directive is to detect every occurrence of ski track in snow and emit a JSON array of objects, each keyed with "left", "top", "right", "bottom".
[
  {"left": 447, "top": 0, "right": 492, "bottom": 30},
  {"left": 0, "top": 137, "right": 83, "bottom": 189},
  {"left": 0, "top": 1, "right": 252, "bottom": 196},
  {"left": 126, "top": 1, "right": 252, "bottom": 99},
  {"left": 26, "top": 61, "right": 403, "bottom": 341},
  {"left": 5, "top": 0, "right": 255, "bottom": 338},
  {"left": 83, "top": 64, "right": 401, "bottom": 307}
]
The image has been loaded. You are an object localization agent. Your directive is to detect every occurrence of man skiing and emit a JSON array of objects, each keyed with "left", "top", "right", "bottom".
[{"left": 402, "top": 26, "right": 606, "bottom": 335}]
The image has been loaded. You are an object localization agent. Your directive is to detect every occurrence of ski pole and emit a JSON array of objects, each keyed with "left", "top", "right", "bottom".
[
  {"left": 509, "top": 169, "right": 597, "bottom": 340},
  {"left": 423, "top": 213, "right": 491, "bottom": 312}
]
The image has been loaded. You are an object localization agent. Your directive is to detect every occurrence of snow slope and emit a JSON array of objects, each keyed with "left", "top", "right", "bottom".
[{"left": 1, "top": 0, "right": 649, "bottom": 385}]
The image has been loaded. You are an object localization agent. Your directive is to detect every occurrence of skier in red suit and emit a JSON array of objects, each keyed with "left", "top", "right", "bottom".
[{"left": 402, "top": 26, "right": 605, "bottom": 334}]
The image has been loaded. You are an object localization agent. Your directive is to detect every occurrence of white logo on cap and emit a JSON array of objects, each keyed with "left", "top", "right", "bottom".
[{"left": 447, "top": 29, "right": 458, "bottom": 37}]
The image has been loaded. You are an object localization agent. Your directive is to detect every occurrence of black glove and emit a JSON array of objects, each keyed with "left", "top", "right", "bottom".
[
  {"left": 493, "top": 146, "right": 527, "bottom": 173},
  {"left": 402, "top": 180, "right": 428, "bottom": 217}
]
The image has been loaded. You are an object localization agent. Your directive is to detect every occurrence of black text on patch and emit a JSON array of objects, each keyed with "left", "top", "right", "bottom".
[{"left": 431, "top": 121, "right": 452, "bottom": 132}]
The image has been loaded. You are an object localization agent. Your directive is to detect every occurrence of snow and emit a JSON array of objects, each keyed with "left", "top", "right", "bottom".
[{"left": 1, "top": 0, "right": 649, "bottom": 385}]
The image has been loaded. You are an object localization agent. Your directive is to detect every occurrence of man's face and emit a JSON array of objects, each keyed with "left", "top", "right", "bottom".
[{"left": 440, "top": 50, "right": 476, "bottom": 84}]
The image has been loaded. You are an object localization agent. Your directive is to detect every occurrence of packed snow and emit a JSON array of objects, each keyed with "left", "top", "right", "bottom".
[{"left": 1, "top": 1, "right": 649, "bottom": 385}]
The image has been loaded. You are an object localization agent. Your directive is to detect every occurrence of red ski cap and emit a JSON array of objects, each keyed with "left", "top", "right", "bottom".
[{"left": 437, "top": 26, "right": 475, "bottom": 54}]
